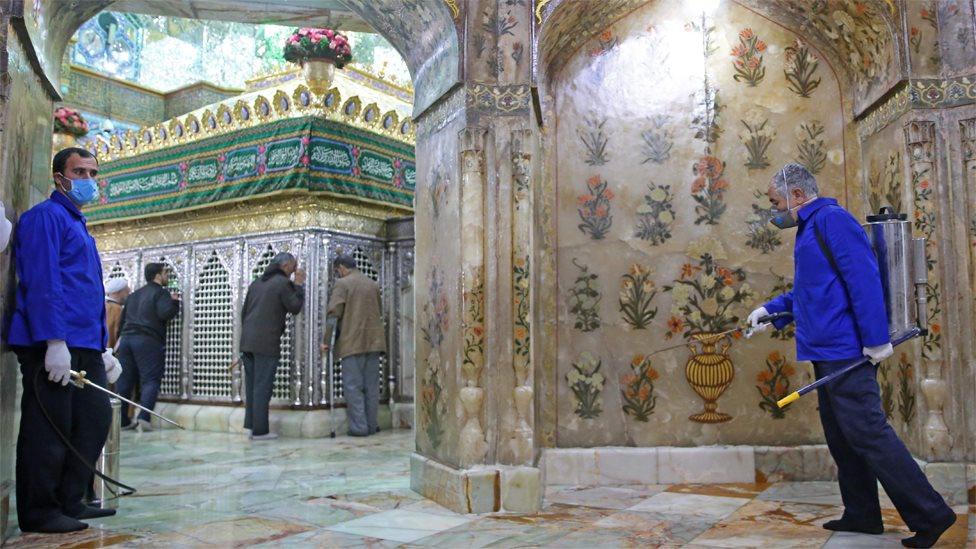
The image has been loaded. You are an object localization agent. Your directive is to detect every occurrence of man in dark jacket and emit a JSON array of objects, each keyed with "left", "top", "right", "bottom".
[
  {"left": 749, "top": 163, "right": 954, "bottom": 549},
  {"left": 240, "top": 252, "right": 306, "bottom": 440},
  {"left": 116, "top": 262, "right": 181, "bottom": 431}
]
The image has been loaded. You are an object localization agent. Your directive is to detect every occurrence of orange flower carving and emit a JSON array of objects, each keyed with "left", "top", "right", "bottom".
[
  {"left": 696, "top": 156, "right": 724, "bottom": 179},
  {"left": 667, "top": 315, "right": 684, "bottom": 333}
]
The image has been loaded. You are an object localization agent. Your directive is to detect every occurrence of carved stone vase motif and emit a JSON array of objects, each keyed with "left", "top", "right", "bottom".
[{"left": 685, "top": 332, "right": 735, "bottom": 423}]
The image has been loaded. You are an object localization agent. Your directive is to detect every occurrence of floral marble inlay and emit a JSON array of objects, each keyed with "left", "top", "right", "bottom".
[
  {"left": 618, "top": 264, "right": 658, "bottom": 330},
  {"left": 756, "top": 351, "right": 797, "bottom": 419},
  {"left": 567, "top": 352, "right": 605, "bottom": 420},
  {"left": 576, "top": 175, "right": 614, "bottom": 240},
  {"left": 620, "top": 355, "right": 660, "bottom": 421},
  {"left": 554, "top": 0, "right": 849, "bottom": 445}
]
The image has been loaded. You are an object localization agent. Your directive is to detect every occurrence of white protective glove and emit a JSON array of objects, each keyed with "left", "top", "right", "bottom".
[
  {"left": 45, "top": 340, "right": 72, "bottom": 386},
  {"left": 746, "top": 306, "right": 771, "bottom": 336},
  {"left": 0, "top": 201, "right": 12, "bottom": 252},
  {"left": 863, "top": 343, "right": 894, "bottom": 364},
  {"left": 103, "top": 349, "right": 122, "bottom": 384}
]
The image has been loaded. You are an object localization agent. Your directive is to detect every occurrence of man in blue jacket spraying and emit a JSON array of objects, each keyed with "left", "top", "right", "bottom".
[
  {"left": 6, "top": 148, "right": 122, "bottom": 533},
  {"left": 748, "top": 163, "right": 954, "bottom": 548}
]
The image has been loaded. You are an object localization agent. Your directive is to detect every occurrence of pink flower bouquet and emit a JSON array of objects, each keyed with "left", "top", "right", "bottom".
[
  {"left": 53, "top": 107, "right": 89, "bottom": 137},
  {"left": 283, "top": 28, "right": 353, "bottom": 68}
]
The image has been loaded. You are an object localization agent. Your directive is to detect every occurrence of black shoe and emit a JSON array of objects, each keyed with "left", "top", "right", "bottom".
[
  {"left": 347, "top": 431, "right": 369, "bottom": 437},
  {"left": 21, "top": 515, "right": 88, "bottom": 533},
  {"left": 901, "top": 512, "right": 956, "bottom": 548},
  {"left": 823, "top": 518, "right": 884, "bottom": 535},
  {"left": 67, "top": 505, "right": 117, "bottom": 520}
]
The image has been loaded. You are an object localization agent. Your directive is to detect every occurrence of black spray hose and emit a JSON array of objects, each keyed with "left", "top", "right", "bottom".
[{"left": 33, "top": 367, "right": 137, "bottom": 497}]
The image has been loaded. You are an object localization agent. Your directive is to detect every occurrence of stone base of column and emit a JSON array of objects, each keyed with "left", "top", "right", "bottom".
[
  {"left": 1, "top": 495, "right": 10, "bottom": 545},
  {"left": 148, "top": 402, "right": 395, "bottom": 438},
  {"left": 390, "top": 401, "right": 414, "bottom": 429},
  {"left": 410, "top": 453, "right": 542, "bottom": 514},
  {"left": 542, "top": 445, "right": 974, "bottom": 506}
]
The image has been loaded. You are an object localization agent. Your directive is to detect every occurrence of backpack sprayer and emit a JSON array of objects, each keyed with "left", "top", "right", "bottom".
[{"left": 776, "top": 207, "right": 929, "bottom": 408}]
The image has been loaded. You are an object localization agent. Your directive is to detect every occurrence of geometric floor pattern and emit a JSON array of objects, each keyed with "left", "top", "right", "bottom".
[{"left": 5, "top": 429, "right": 972, "bottom": 547}]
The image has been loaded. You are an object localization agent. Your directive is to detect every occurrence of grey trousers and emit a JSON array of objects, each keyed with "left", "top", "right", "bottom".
[
  {"left": 341, "top": 352, "right": 380, "bottom": 436},
  {"left": 242, "top": 352, "right": 279, "bottom": 436}
]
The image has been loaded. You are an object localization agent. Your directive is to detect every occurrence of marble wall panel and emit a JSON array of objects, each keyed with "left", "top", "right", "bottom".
[
  {"left": 857, "top": 118, "right": 932, "bottom": 456},
  {"left": 541, "top": 1, "right": 903, "bottom": 118},
  {"left": 958, "top": 113, "right": 976, "bottom": 463},
  {"left": 549, "top": 1, "right": 859, "bottom": 448},
  {"left": 856, "top": 118, "right": 931, "bottom": 455},
  {"left": 931, "top": 0, "right": 976, "bottom": 77},
  {"left": 413, "top": 87, "right": 465, "bottom": 468},
  {"left": 906, "top": 1, "right": 946, "bottom": 77},
  {"left": 0, "top": 27, "right": 58, "bottom": 542}
]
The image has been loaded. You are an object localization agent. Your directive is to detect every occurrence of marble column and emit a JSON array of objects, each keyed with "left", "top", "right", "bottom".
[{"left": 409, "top": 0, "right": 542, "bottom": 514}]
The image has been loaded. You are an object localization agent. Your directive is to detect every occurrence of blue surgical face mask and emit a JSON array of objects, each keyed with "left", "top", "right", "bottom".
[
  {"left": 58, "top": 174, "right": 99, "bottom": 204},
  {"left": 768, "top": 169, "right": 814, "bottom": 230},
  {"left": 770, "top": 207, "right": 798, "bottom": 230}
]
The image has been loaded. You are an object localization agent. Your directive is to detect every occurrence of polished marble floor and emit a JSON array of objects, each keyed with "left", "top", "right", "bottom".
[{"left": 5, "top": 429, "right": 973, "bottom": 547}]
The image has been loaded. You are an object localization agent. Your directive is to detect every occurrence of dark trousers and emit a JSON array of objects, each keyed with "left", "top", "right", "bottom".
[
  {"left": 116, "top": 334, "right": 165, "bottom": 424},
  {"left": 814, "top": 359, "right": 953, "bottom": 532},
  {"left": 14, "top": 347, "right": 111, "bottom": 530},
  {"left": 341, "top": 352, "right": 380, "bottom": 436},
  {"left": 242, "top": 352, "right": 279, "bottom": 436}
]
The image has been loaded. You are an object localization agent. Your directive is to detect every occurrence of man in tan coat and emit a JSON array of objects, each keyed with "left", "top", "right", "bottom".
[
  {"left": 104, "top": 277, "right": 131, "bottom": 350},
  {"left": 322, "top": 254, "right": 385, "bottom": 436}
]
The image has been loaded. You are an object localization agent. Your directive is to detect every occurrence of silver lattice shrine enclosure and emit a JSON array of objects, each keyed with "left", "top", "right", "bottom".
[
  {"left": 86, "top": 66, "right": 417, "bottom": 436},
  {"left": 100, "top": 222, "right": 415, "bottom": 435}
]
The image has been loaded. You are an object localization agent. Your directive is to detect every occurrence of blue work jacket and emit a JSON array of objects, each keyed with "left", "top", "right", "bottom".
[
  {"left": 764, "top": 197, "right": 889, "bottom": 361},
  {"left": 6, "top": 192, "right": 107, "bottom": 351}
]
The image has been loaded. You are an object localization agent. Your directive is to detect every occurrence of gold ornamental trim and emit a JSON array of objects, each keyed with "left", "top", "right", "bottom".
[
  {"left": 444, "top": 0, "right": 460, "bottom": 19},
  {"left": 90, "top": 193, "right": 407, "bottom": 252},
  {"left": 87, "top": 77, "right": 415, "bottom": 163},
  {"left": 535, "top": 0, "right": 555, "bottom": 23}
]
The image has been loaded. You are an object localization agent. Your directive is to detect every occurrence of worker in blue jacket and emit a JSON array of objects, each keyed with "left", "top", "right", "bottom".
[
  {"left": 748, "top": 163, "right": 954, "bottom": 548},
  {"left": 5, "top": 148, "right": 122, "bottom": 534}
]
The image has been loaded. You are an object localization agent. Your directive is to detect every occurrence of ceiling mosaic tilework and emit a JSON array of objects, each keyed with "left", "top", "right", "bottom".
[{"left": 66, "top": 11, "right": 411, "bottom": 94}]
